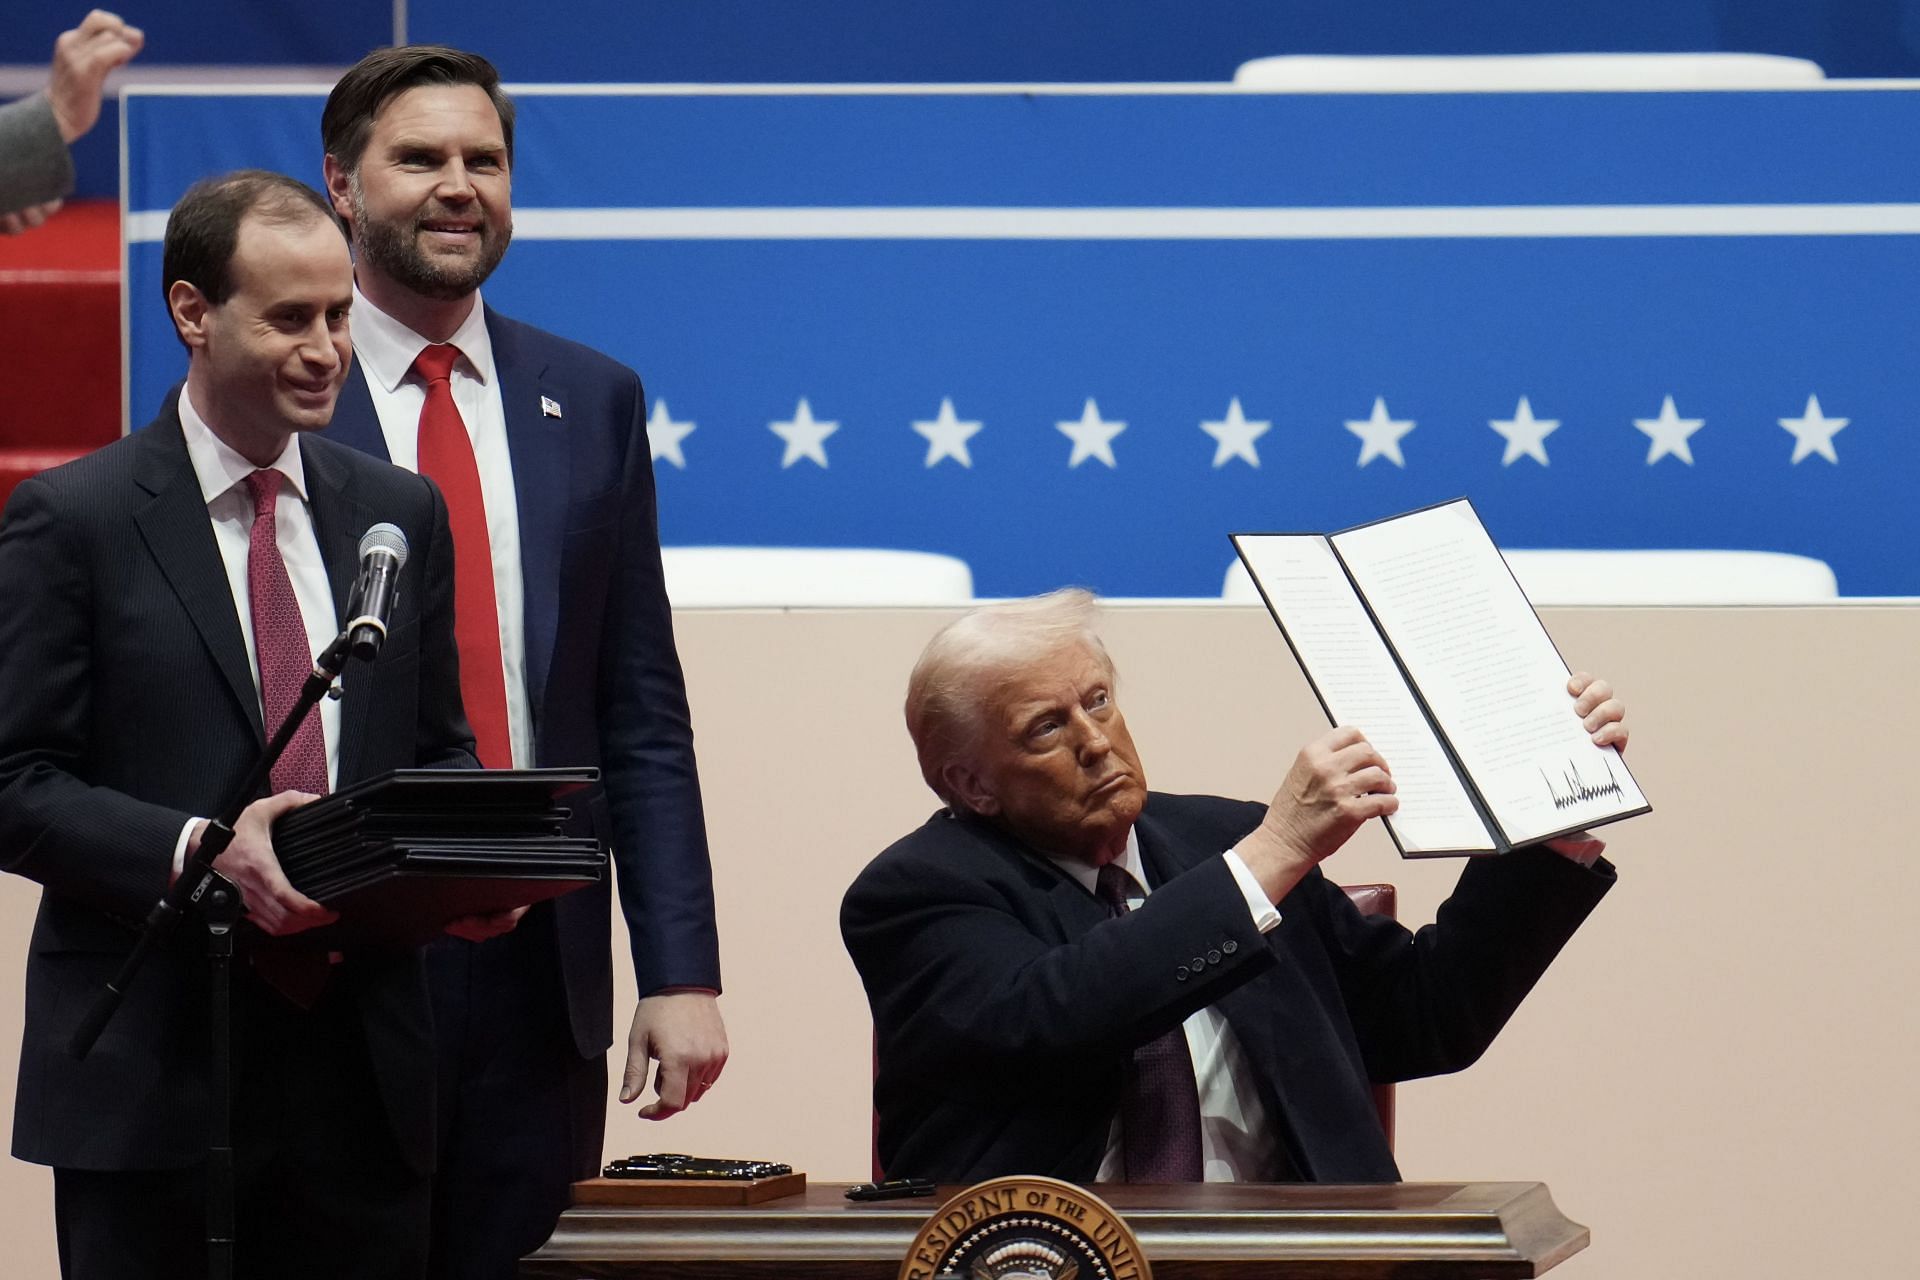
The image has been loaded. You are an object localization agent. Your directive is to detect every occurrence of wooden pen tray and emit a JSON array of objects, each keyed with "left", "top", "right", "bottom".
[{"left": 572, "top": 1171, "right": 807, "bottom": 1206}]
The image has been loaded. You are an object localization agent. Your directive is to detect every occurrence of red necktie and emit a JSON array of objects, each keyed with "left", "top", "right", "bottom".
[
  {"left": 244, "top": 469, "right": 332, "bottom": 1008},
  {"left": 411, "top": 343, "right": 511, "bottom": 768},
  {"left": 244, "top": 469, "right": 329, "bottom": 796},
  {"left": 1097, "top": 862, "right": 1205, "bottom": 1181}
]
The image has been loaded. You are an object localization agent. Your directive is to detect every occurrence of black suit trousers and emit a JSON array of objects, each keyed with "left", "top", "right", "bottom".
[
  {"left": 424, "top": 915, "right": 606, "bottom": 1280},
  {"left": 53, "top": 967, "right": 429, "bottom": 1280}
]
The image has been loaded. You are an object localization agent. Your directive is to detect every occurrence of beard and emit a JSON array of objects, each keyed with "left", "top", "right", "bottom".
[{"left": 348, "top": 178, "right": 512, "bottom": 301}]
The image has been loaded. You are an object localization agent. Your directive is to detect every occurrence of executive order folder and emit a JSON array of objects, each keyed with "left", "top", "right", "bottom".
[
  {"left": 271, "top": 768, "right": 606, "bottom": 946},
  {"left": 1233, "top": 497, "right": 1649, "bottom": 857}
]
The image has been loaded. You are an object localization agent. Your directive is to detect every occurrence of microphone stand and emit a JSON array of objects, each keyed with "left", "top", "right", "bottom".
[{"left": 70, "top": 625, "right": 361, "bottom": 1280}]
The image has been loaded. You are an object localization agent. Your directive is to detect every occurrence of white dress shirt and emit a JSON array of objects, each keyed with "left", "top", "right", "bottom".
[
  {"left": 172, "top": 386, "right": 342, "bottom": 869},
  {"left": 348, "top": 287, "right": 531, "bottom": 767},
  {"left": 1051, "top": 834, "right": 1286, "bottom": 1182}
]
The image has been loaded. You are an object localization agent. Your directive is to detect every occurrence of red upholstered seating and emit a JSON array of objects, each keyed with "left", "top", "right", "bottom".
[
  {"left": 1339, "top": 882, "right": 1398, "bottom": 1148},
  {"left": 0, "top": 199, "right": 122, "bottom": 511}
]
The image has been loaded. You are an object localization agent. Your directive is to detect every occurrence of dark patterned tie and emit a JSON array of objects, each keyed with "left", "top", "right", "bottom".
[
  {"left": 244, "top": 470, "right": 328, "bottom": 796},
  {"left": 411, "top": 343, "right": 512, "bottom": 768},
  {"left": 243, "top": 469, "right": 331, "bottom": 1008},
  {"left": 1096, "top": 861, "right": 1205, "bottom": 1181}
]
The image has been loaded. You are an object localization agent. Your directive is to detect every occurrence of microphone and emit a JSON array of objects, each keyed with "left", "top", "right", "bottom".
[{"left": 345, "top": 524, "right": 409, "bottom": 662}]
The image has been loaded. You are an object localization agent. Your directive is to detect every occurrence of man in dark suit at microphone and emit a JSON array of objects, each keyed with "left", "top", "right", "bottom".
[{"left": 0, "top": 169, "right": 510, "bottom": 1279}]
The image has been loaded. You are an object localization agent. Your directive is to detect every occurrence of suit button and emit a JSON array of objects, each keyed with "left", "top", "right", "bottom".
[
  {"left": 1206, "top": 949, "right": 1222, "bottom": 965},
  {"left": 1174, "top": 965, "right": 1190, "bottom": 982},
  {"left": 1222, "top": 939, "right": 1239, "bottom": 955},
  {"left": 1192, "top": 956, "right": 1207, "bottom": 970}
]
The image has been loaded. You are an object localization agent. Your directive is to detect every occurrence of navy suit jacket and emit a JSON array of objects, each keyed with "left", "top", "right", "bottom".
[
  {"left": 0, "top": 405, "right": 476, "bottom": 1172},
  {"left": 322, "top": 307, "right": 720, "bottom": 1055},
  {"left": 842, "top": 792, "right": 1614, "bottom": 1184}
]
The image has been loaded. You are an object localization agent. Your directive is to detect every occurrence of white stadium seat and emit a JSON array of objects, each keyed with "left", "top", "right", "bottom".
[
  {"left": 1493, "top": 549, "right": 1838, "bottom": 604},
  {"left": 1223, "top": 549, "right": 1839, "bottom": 606},
  {"left": 660, "top": 547, "right": 975, "bottom": 607},
  {"left": 1231, "top": 52, "right": 1825, "bottom": 92}
]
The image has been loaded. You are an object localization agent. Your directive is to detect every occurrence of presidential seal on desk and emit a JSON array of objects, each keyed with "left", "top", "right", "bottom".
[{"left": 899, "top": 1176, "right": 1148, "bottom": 1280}]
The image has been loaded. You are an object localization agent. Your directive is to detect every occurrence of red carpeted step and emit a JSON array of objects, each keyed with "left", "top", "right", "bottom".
[
  {"left": 0, "top": 447, "right": 93, "bottom": 515},
  {"left": 0, "top": 198, "right": 121, "bottom": 453}
]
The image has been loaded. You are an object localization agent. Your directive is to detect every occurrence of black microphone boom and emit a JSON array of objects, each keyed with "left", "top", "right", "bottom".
[{"left": 345, "top": 523, "right": 409, "bottom": 662}]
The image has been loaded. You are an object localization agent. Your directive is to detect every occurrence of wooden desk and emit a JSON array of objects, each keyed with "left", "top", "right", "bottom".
[{"left": 523, "top": 1181, "right": 1588, "bottom": 1278}]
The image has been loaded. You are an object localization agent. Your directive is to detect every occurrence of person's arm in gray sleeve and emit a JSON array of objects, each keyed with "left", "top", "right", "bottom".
[
  {"left": 0, "top": 95, "right": 75, "bottom": 217},
  {"left": 1, "top": 10, "right": 143, "bottom": 227}
]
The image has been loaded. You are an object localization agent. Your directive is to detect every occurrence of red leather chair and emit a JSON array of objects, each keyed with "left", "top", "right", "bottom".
[
  {"left": 870, "top": 882, "right": 1399, "bottom": 1180},
  {"left": 1340, "top": 882, "right": 1398, "bottom": 1148}
]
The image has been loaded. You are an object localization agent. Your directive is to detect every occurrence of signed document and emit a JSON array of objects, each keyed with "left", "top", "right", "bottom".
[{"left": 1234, "top": 498, "right": 1649, "bottom": 856}]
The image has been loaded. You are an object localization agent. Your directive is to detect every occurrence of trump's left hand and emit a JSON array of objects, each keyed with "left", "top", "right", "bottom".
[
  {"left": 622, "top": 990, "right": 729, "bottom": 1121},
  {"left": 1568, "top": 671, "right": 1628, "bottom": 752}
]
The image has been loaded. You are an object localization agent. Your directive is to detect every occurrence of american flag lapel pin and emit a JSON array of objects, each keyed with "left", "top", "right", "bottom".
[{"left": 540, "top": 395, "right": 564, "bottom": 420}]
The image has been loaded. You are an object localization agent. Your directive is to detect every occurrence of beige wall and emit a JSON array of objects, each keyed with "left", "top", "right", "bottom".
[{"left": 2, "top": 603, "right": 1914, "bottom": 1276}]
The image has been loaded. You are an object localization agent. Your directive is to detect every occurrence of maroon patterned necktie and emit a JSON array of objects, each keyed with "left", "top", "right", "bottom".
[
  {"left": 1097, "top": 861, "right": 1205, "bottom": 1181},
  {"left": 244, "top": 469, "right": 329, "bottom": 795},
  {"left": 242, "top": 470, "right": 331, "bottom": 1008}
]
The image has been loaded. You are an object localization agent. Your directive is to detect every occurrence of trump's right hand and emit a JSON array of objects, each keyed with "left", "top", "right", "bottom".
[{"left": 1237, "top": 727, "right": 1399, "bottom": 902}]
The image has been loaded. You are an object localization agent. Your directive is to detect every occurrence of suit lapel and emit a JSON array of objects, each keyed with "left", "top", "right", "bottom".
[
  {"left": 953, "top": 814, "right": 1108, "bottom": 937},
  {"left": 325, "top": 361, "right": 393, "bottom": 463},
  {"left": 486, "top": 308, "right": 564, "bottom": 729},
  {"left": 1133, "top": 809, "right": 1203, "bottom": 890},
  {"left": 131, "top": 406, "right": 263, "bottom": 741},
  {"left": 1047, "top": 862, "right": 1108, "bottom": 937},
  {"left": 301, "top": 438, "right": 375, "bottom": 782}
]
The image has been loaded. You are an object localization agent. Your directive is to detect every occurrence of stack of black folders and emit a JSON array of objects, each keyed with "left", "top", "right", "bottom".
[{"left": 270, "top": 767, "right": 605, "bottom": 947}]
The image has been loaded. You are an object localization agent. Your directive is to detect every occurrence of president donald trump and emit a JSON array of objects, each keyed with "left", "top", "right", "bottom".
[{"left": 842, "top": 588, "right": 1625, "bottom": 1184}]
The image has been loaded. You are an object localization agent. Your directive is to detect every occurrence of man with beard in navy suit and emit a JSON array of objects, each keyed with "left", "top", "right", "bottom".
[{"left": 316, "top": 45, "right": 726, "bottom": 1280}]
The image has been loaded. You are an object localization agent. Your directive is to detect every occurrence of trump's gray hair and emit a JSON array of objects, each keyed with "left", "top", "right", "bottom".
[{"left": 904, "top": 588, "right": 1114, "bottom": 810}]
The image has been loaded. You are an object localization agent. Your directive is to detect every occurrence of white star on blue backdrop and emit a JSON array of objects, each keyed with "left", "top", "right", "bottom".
[
  {"left": 1777, "top": 395, "right": 1847, "bottom": 464},
  {"left": 770, "top": 398, "right": 839, "bottom": 469},
  {"left": 913, "top": 398, "right": 984, "bottom": 468},
  {"left": 1635, "top": 396, "right": 1705, "bottom": 466},
  {"left": 1056, "top": 399, "right": 1127, "bottom": 468},
  {"left": 1201, "top": 398, "right": 1270, "bottom": 468},
  {"left": 1346, "top": 398, "right": 1416, "bottom": 468},
  {"left": 1490, "top": 397, "right": 1558, "bottom": 467},
  {"left": 647, "top": 399, "right": 696, "bottom": 468}
]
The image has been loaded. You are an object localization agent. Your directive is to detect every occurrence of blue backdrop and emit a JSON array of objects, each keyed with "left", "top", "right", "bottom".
[
  {"left": 24, "top": 1, "right": 1920, "bottom": 198},
  {"left": 125, "top": 88, "right": 1919, "bottom": 596},
  {"left": 15, "top": 2, "right": 1920, "bottom": 76},
  {"left": 407, "top": 0, "right": 1920, "bottom": 82}
]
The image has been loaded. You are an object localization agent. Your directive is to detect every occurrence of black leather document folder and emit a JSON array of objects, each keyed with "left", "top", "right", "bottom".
[{"left": 271, "top": 768, "right": 606, "bottom": 947}]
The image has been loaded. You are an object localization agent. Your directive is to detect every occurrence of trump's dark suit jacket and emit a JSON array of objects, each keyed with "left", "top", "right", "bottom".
[
  {"left": 322, "top": 307, "right": 720, "bottom": 1056},
  {"left": 0, "top": 403, "right": 475, "bottom": 1173},
  {"left": 841, "top": 792, "right": 1613, "bottom": 1183}
]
